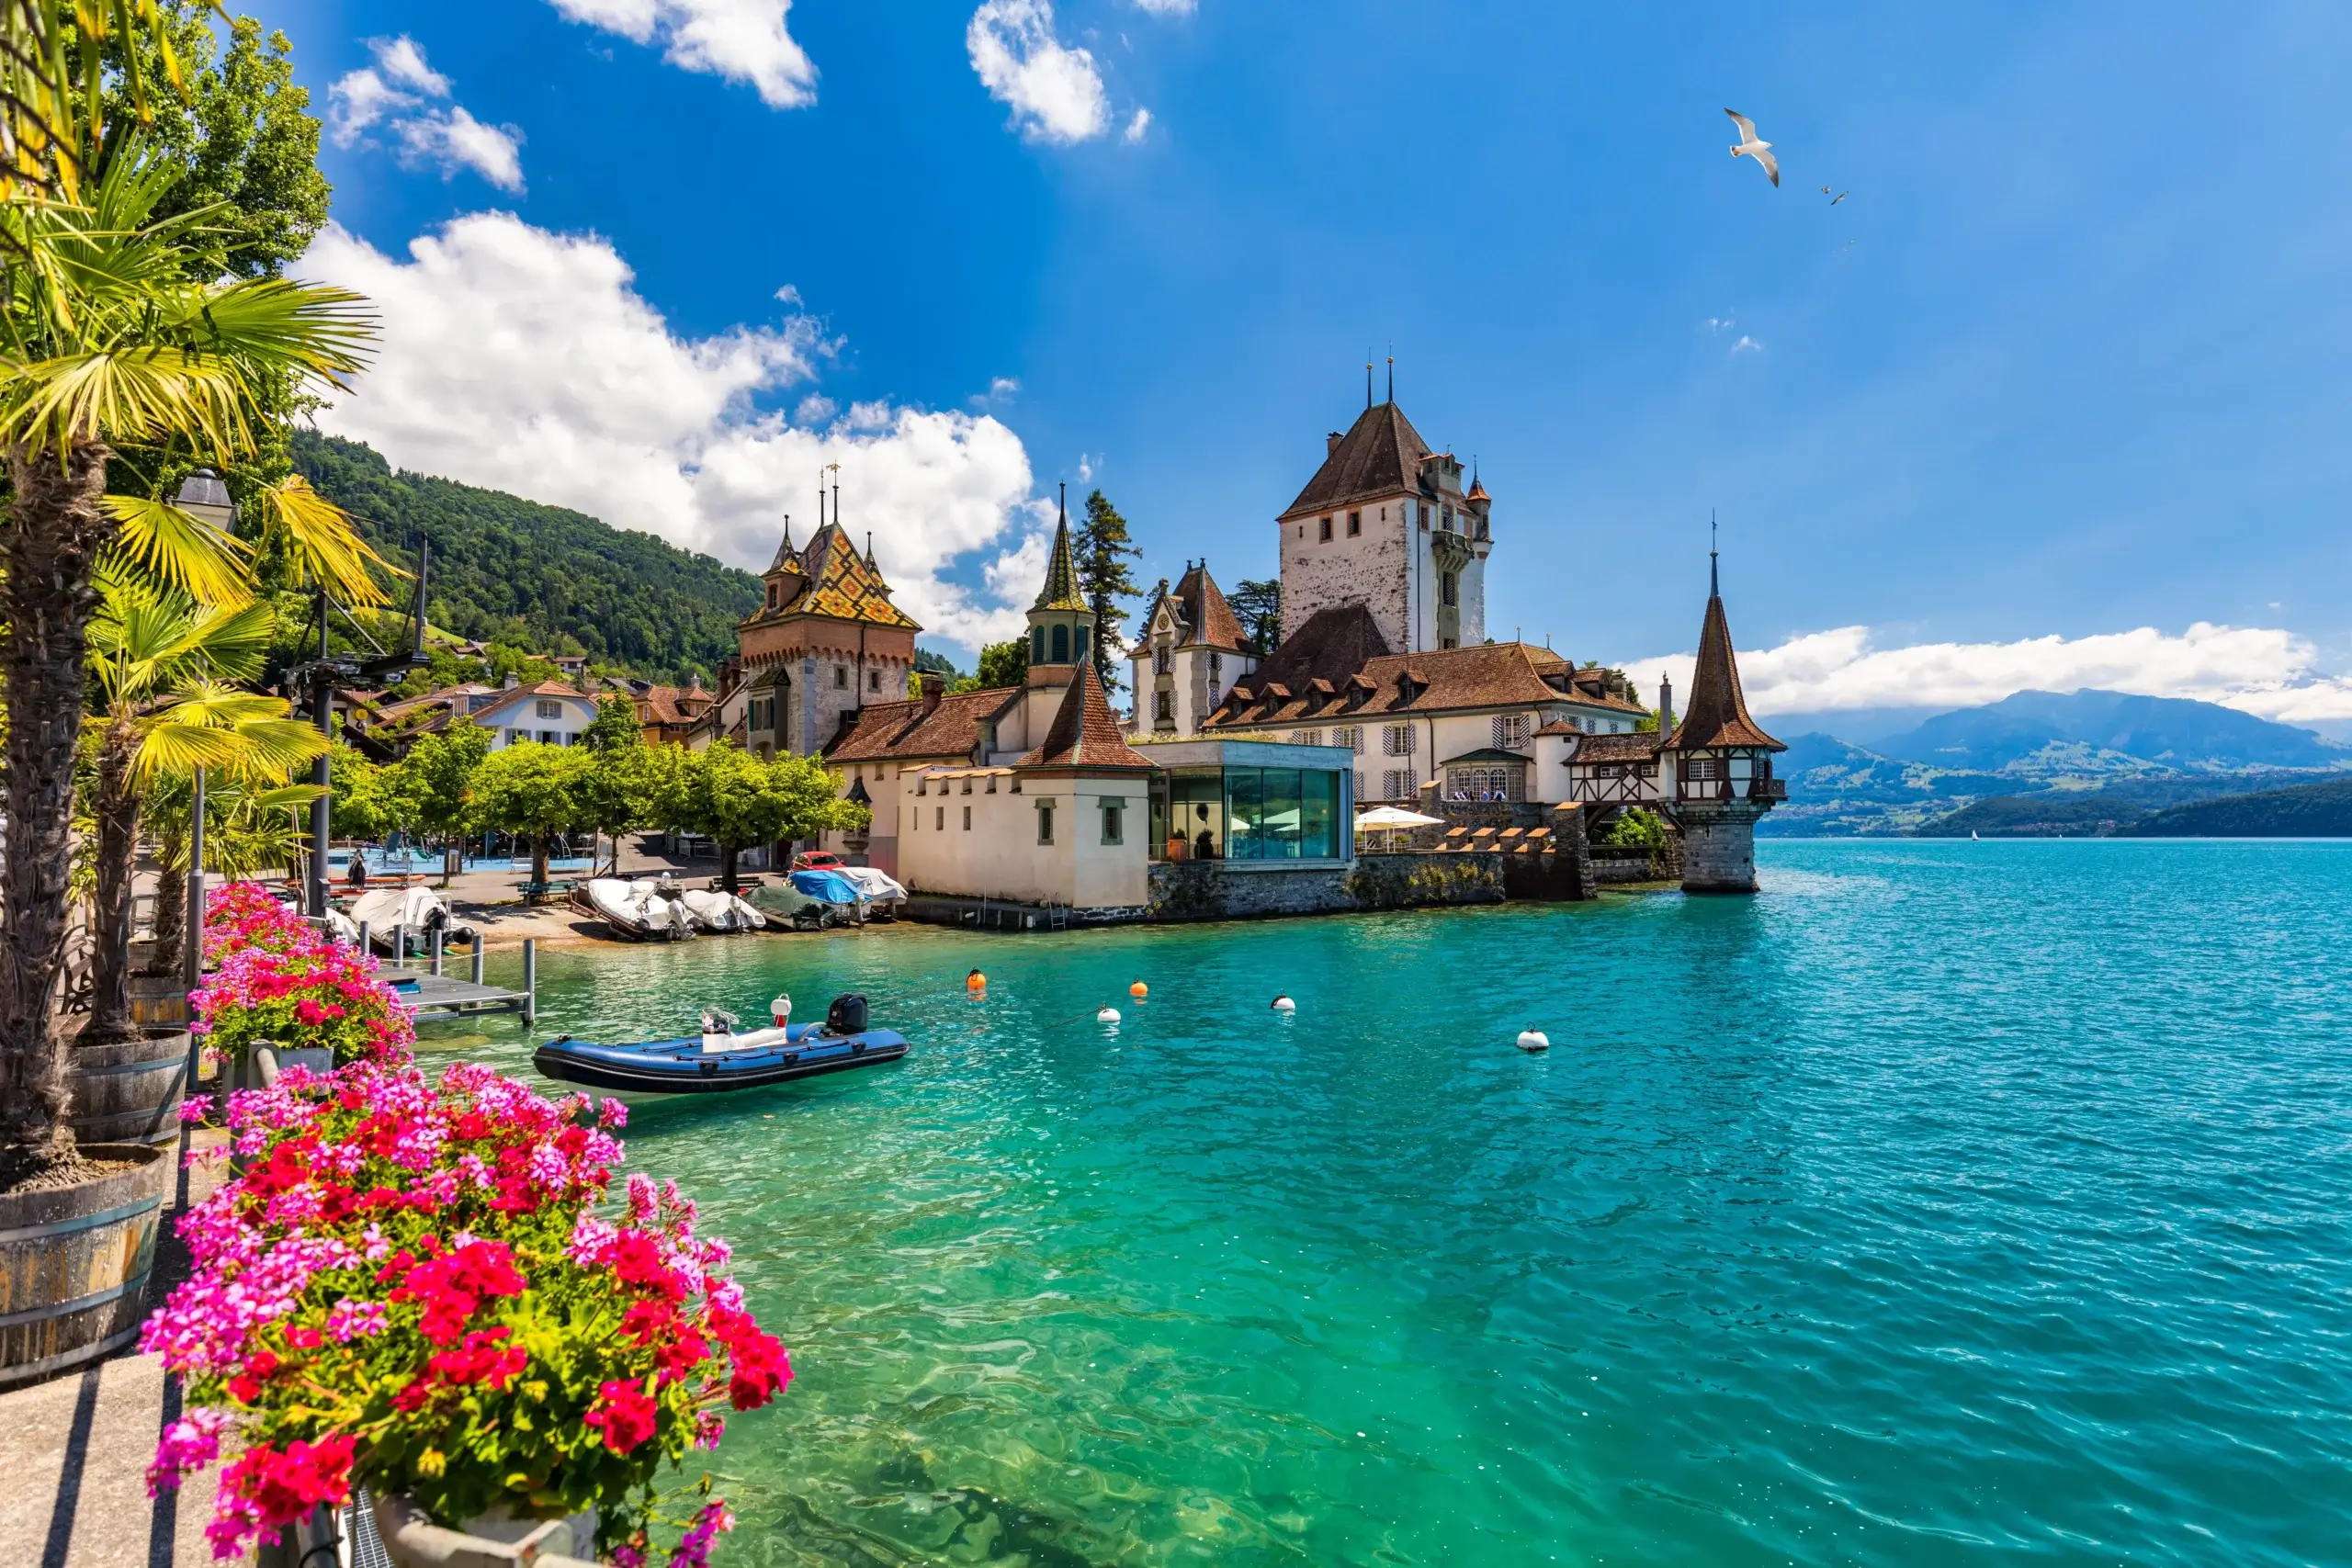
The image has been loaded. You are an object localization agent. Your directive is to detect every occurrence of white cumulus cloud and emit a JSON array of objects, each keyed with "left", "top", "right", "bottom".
[
  {"left": 1132, "top": 0, "right": 1195, "bottom": 13},
  {"left": 1124, "top": 107, "right": 1151, "bottom": 142},
  {"left": 1625, "top": 622, "right": 2352, "bottom": 727},
  {"left": 302, "top": 213, "right": 1044, "bottom": 648},
  {"left": 967, "top": 0, "right": 1110, "bottom": 144},
  {"left": 329, "top": 38, "right": 525, "bottom": 192},
  {"left": 547, "top": 0, "right": 816, "bottom": 109}
]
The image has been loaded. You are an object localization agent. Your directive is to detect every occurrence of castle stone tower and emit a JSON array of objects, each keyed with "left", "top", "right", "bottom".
[
  {"left": 1276, "top": 395, "right": 1491, "bottom": 655},
  {"left": 1661, "top": 556, "right": 1783, "bottom": 893}
]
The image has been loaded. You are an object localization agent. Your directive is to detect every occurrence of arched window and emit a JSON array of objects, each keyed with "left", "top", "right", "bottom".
[
  {"left": 1031, "top": 625, "right": 1046, "bottom": 663},
  {"left": 1051, "top": 623, "right": 1069, "bottom": 664}
]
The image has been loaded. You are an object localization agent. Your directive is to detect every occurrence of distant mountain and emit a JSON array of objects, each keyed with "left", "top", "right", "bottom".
[
  {"left": 2124, "top": 776, "right": 2352, "bottom": 837},
  {"left": 1875, "top": 690, "right": 2347, "bottom": 774},
  {"left": 293, "top": 432, "right": 761, "bottom": 682},
  {"left": 1918, "top": 794, "right": 2153, "bottom": 838},
  {"left": 1763, "top": 732, "right": 2018, "bottom": 837}
]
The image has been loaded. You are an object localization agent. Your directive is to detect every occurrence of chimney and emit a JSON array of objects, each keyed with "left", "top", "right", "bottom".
[
  {"left": 921, "top": 672, "right": 944, "bottom": 716},
  {"left": 503, "top": 671, "right": 519, "bottom": 690},
  {"left": 1327, "top": 431, "right": 1345, "bottom": 457},
  {"left": 1658, "top": 674, "right": 1674, "bottom": 738}
]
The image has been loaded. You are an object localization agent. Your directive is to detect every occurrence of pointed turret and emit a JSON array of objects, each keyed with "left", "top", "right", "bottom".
[
  {"left": 1663, "top": 551, "right": 1783, "bottom": 894},
  {"left": 1022, "top": 659, "right": 1150, "bottom": 770},
  {"left": 1023, "top": 485, "right": 1096, "bottom": 690},
  {"left": 766, "top": 517, "right": 801, "bottom": 577}
]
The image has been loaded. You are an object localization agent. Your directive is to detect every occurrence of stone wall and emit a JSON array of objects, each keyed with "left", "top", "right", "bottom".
[
  {"left": 1147, "top": 853, "right": 1504, "bottom": 922},
  {"left": 1677, "top": 808, "right": 1758, "bottom": 892}
]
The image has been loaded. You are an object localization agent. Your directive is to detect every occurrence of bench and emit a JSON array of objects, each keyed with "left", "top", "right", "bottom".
[{"left": 516, "top": 879, "right": 578, "bottom": 906}]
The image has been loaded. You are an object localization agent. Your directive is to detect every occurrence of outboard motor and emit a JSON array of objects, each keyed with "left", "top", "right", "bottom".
[{"left": 825, "top": 994, "right": 868, "bottom": 1035}]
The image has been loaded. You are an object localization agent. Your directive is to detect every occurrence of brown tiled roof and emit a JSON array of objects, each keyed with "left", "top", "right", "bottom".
[
  {"left": 1023, "top": 662, "right": 1151, "bottom": 769},
  {"left": 1668, "top": 589, "right": 1782, "bottom": 752},
  {"left": 1143, "top": 563, "right": 1248, "bottom": 651},
  {"left": 1225, "top": 603, "right": 1392, "bottom": 706},
  {"left": 822, "top": 686, "right": 1023, "bottom": 764},
  {"left": 1209, "top": 636, "right": 1575, "bottom": 728},
  {"left": 1280, "top": 402, "right": 1434, "bottom": 521},
  {"left": 741, "top": 522, "right": 918, "bottom": 631},
  {"left": 1566, "top": 731, "right": 1664, "bottom": 762},
  {"left": 636, "top": 684, "right": 711, "bottom": 728}
]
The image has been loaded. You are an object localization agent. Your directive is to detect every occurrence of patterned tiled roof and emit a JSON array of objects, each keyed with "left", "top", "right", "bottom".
[
  {"left": 1031, "top": 503, "right": 1089, "bottom": 615},
  {"left": 1023, "top": 662, "right": 1152, "bottom": 769},
  {"left": 1210, "top": 637, "right": 1602, "bottom": 728},
  {"left": 742, "top": 522, "right": 917, "bottom": 631}
]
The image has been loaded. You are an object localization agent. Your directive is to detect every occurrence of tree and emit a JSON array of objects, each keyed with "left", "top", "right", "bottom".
[
  {"left": 0, "top": 145, "right": 378, "bottom": 1170},
  {"left": 675, "top": 744, "right": 864, "bottom": 893},
  {"left": 1228, "top": 578, "right": 1282, "bottom": 655},
  {"left": 469, "top": 742, "right": 586, "bottom": 889},
  {"left": 389, "top": 724, "right": 493, "bottom": 882},
  {"left": 582, "top": 693, "right": 641, "bottom": 753},
  {"left": 972, "top": 638, "right": 1029, "bottom": 691},
  {"left": 85, "top": 582, "right": 321, "bottom": 1038},
  {"left": 1076, "top": 490, "right": 1143, "bottom": 690},
  {"left": 573, "top": 697, "right": 658, "bottom": 874}
]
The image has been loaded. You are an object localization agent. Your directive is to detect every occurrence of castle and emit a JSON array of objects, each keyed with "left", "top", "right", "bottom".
[{"left": 715, "top": 388, "right": 1785, "bottom": 897}]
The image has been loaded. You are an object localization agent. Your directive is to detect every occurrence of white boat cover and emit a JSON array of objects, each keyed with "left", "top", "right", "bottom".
[
  {"left": 680, "top": 889, "right": 769, "bottom": 932},
  {"left": 586, "top": 877, "right": 693, "bottom": 938},
  {"left": 346, "top": 886, "right": 474, "bottom": 948},
  {"left": 837, "top": 866, "right": 906, "bottom": 902}
]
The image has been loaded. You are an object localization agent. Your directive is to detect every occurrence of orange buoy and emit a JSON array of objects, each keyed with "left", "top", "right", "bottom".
[
  {"left": 1129, "top": 981, "right": 1148, "bottom": 998},
  {"left": 967, "top": 969, "right": 987, "bottom": 992}
]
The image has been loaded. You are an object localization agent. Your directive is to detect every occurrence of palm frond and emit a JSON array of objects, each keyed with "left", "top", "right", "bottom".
[
  {"left": 251, "top": 474, "right": 396, "bottom": 608},
  {"left": 102, "top": 492, "right": 254, "bottom": 606}
]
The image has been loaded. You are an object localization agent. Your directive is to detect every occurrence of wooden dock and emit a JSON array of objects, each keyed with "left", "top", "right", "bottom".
[{"left": 378, "top": 933, "right": 537, "bottom": 1025}]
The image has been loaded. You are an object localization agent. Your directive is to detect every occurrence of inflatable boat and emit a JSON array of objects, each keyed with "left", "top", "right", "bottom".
[
  {"left": 348, "top": 886, "right": 478, "bottom": 955},
  {"left": 680, "top": 887, "right": 766, "bottom": 932},
  {"left": 571, "top": 877, "right": 695, "bottom": 941},
  {"left": 531, "top": 996, "right": 906, "bottom": 1097}
]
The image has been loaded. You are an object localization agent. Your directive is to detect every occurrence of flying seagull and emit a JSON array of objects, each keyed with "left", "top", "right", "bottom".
[
  {"left": 1822, "top": 186, "right": 1849, "bottom": 205},
  {"left": 1724, "top": 108, "right": 1778, "bottom": 186}
]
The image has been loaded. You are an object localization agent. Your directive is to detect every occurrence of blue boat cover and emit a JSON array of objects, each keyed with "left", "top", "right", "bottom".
[{"left": 789, "top": 869, "right": 863, "bottom": 903}]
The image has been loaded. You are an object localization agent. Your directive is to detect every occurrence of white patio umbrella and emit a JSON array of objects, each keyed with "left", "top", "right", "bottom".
[{"left": 1353, "top": 805, "right": 1443, "bottom": 851}]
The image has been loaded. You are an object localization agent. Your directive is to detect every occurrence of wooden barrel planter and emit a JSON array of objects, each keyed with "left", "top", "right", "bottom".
[
  {"left": 128, "top": 973, "right": 189, "bottom": 1027},
  {"left": 66, "top": 1026, "right": 192, "bottom": 1148},
  {"left": 0, "top": 1142, "right": 172, "bottom": 1389}
]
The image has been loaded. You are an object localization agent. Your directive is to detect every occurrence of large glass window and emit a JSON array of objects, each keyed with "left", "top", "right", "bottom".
[
  {"left": 1301, "top": 769, "right": 1339, "bottom": 858},
  {"left": 1225, "top": 767, "right": 1265, "bottom": 859}
]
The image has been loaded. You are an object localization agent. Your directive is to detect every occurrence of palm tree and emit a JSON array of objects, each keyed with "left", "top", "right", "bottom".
[
  {"left": 0, "top": 144, "right": 378, "bottom": 1168},
  {"left": 85, "top": 581, "right": 322, "bottom": 1040}
]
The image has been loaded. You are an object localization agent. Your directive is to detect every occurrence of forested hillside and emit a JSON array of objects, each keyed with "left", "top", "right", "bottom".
[
  {"left": 293, "top": 433, "right": 762, "bottom": 681},
  {"left": 2126, "top": 776, "right": 2352, "bottom": 836}
]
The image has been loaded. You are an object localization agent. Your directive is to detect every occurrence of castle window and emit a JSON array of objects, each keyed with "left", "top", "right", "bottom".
[
  {"left": 1493, "top": 715, "right": 1532, "bottom": 750},
  {"left": 1037, "top": 801, "right": 1055, "bottom": 844},
  {"left": 1295, "top": 729, "right": 1321, "bottom": 747},
  {"left": 1154, "top": 647, "right": 1170, "bottom": 675},
  {"left": 963, "top": 806, "right": 972, "bottom": 830},
  {"left": 1208, "top": 652, "right": 1223, "bottom": 678},
  {"left": 1419, "top": 504, "right": 1430, "bottom": 529},
  {"left": 1441, "top": 571, "right": 1458, "bottom": 607},
  {"left": 1331, "top": 726, "right": 1364, "bottom": 754},
  {"left": 1102, "top": 801, "right": 1123, "bottom": 845},
  {"left": 1347, "top": 511, "right": 1361, "bottom": 536},
  {"left": 1382, "top": 768, "right": 1415, "bottom": 798},
  {"left": 1032, "top": 626, "right": 1046, "bottom": 663},
  {"left": 1383, "top": 723, "right": 1417, "bottom": 756},
  {"left": 868, "top": 670, "right": 881, "bottom": 691},
  {"left": 1319, "top": 516, "right": 1333, "bottom": 542},
  {"left": 834, "top": 666, "right": 847, "bottom": 688},
  {"left": 1154, "top": 691, "right": 1172, "bottom": 722},
  {"left": 766, "top": 583, "right": 778, "bottom": 609},
  {"left": 1442, "top": 509, "right": 1455, "bottom": 533},
  {"left": 1051, "top": 623, "right": 1070, "bottom": 664},
  {"left": 935, "top": 807, "right": 945, "bottom": 830}
]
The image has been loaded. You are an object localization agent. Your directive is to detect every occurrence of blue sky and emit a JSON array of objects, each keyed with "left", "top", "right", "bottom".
[{"left": 266, "top": 0, "right": 2352, "bottom": 727}]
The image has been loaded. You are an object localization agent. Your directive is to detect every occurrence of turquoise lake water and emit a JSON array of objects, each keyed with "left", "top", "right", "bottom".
[{"left": 437, "top": 841, "right": 2352, "bottom": 1566}]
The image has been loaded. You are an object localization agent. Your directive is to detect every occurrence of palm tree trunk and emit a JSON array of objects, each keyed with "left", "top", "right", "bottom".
[
  {"left": 146, "top": 821, "right": 187, "bottom": 978},
  {"left": 86, "top": 716, "right": 140, "bottom": 1041},
  {"left": 1, "top": 437, "right": 114, "bottom": 1164}
]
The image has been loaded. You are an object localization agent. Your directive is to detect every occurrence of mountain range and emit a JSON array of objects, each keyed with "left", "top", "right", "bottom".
[{"left": 1765, "top": 690, "right": 2351, "bottom": 837}]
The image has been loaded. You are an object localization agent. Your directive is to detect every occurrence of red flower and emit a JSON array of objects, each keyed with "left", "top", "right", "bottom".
[
  {"left": 390, "top": 1239, "right": 526, "bottom": 1345},
  {"left": 605, "top": 1230, "right": 682, "bottom": 1299},
  {"left": 618, "top": 1298, "right": 709, "bottom": 1384},
  {"left": 706, "top": 1307, "right": 791, "bottom": 1411},
  {"left": 582, "top": 1379, "right": 659, "bottom": 1454},
  {"left": 285, "top": 1326, "right": 322, "bottom": 1350},
  {"left": 223, "top": 1433, "right": 356, "bottom": 1529}
]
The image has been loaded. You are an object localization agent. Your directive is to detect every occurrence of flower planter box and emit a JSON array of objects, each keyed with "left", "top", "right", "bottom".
[
  {"left": 0, "top": 1142, "right": 171, "bottom": 1388},
  {"left": 370, "top": 1491, "right": 601, "bottom": 1568}
]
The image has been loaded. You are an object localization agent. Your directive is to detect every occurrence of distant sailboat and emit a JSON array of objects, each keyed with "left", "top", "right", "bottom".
[{"left": 1972, "top": 830, "right": 1980, "bottom": 840}]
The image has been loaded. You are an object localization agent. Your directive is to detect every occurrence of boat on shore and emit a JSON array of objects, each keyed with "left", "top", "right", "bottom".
[
  {"left": 681, "top": 887, "right": 767, "bottom": 931},
  {"left": 572, "top": 877, "right": 695, "bottom": 941},
  {"left": 532, "top": 996, "right": 907, "bottom": 1097}
]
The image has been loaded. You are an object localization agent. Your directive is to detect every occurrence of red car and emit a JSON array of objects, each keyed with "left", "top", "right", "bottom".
[{"left": 792, "top": 851, "right": 844, "bottom": 872}]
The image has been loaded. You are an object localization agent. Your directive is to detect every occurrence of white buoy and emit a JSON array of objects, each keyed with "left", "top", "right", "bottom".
[
  {"left": 1517, "top": 1030, "right": 1550, "bottom": 1052},
  {"left": 1272, "top": 996, "right": 1296, "bottom": 1013},
  {"left": 1097, "top": 1007, "right": 1122, "bottom": 1023}
]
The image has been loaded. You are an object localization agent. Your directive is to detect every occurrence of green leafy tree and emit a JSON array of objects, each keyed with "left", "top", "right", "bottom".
[
  {"left": 469, "top": 742, "right": 588, "bottom": 888},
  {"left": 1228, "top": 578, "right": 1282, "bottom": 655},
  {"left": 328, "top": 743, "right": 399, "bottom": 840},
  {"left": 1600, "top": 807, "right": 1668, "bottom": 853},
  {"left": 582, "top": 693, "right": 641, "bottom": 752},
  {"left": 573, "top": 697, "right": 657, "bottom": 873},
  {"left": 389, "top": 723, "right": 493, "bottom": 882},
  {"left": 675, "top": 743, "right": 863, "bottom": 892},
  {"left": 1076, "top": 490, "right": 1143, "bottom": 690},
  {"left": 972, "top": 637, "right": 1029, "bottom": 691}
]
